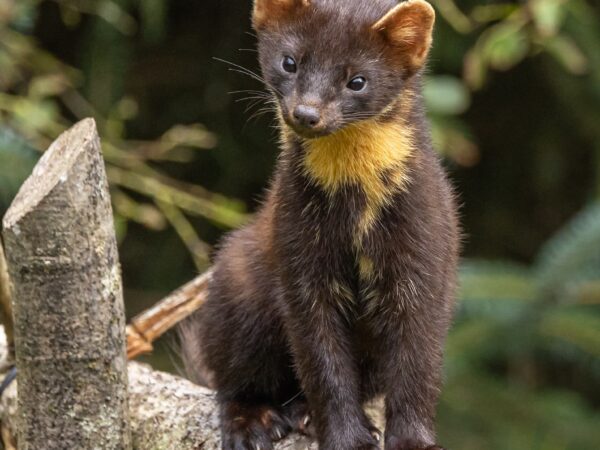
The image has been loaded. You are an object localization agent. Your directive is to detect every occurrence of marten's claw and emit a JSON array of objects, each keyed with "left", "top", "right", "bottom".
[
  {"left": 280, "top": 399, "right": 314, "bottom": 437},
  {"left": 268, "top": 418, "right": 290, "bottom": 442},
  {"left": 221, "top": 402, "right": 293, "bottom": 450},
  {"left": 296, "top": 413, "right": 314, "bottom": 436},
  {"left": 369, "top": 426, "right": 382, "bottom": 443}
]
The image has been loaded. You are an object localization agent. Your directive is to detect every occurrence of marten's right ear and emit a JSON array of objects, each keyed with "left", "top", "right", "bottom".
[
  {"left": 253, "top": 0, "right": 311, "bottom": 30},
  {"left": 372, "top": 0, "right": 435, "bottom": 75}
]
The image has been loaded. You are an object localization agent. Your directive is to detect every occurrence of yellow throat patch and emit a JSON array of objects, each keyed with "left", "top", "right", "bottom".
[{"left": 302, "top": 118, "right": 415, "bottom": 241}]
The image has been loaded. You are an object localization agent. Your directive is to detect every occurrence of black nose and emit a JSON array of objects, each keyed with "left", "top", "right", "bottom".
[{"left": 293, "top": 105, "right": 321, "bottom": 129}]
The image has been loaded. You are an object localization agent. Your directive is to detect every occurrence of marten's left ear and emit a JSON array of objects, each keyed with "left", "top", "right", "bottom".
[
  {"left": 253, "top": 0, "right": 311, "bottom": 31},
  {"left": 372, "top": 0, "right": 435, "bottom": 75}
]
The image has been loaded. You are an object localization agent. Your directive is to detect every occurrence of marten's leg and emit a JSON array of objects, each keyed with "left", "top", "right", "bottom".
[
  {"left": 367, "top": 283, "right": 451, "bottom": 450},
  {"left": 185, "top": 280, "right": 308, "bottom": 449},
  {"left": 180, "top": 231, "right": 309, "bottom": 449},
  {"left": 204, "top": 283, "right": 310, "bottom": 449},
  {"left": 376, "top": 315, "right": 448, "bottom": 450},
  {"left": 281, "top": 281, "right": 381, "bottom": 450}
]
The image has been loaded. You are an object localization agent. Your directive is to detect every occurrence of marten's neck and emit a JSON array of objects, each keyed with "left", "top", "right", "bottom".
[{"left": 282, "top": 92, "right": 419, "bottom": 240}]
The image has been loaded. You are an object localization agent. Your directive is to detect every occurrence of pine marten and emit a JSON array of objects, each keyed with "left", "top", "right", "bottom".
[{"left": 180, "top": 1, "right": 460, "bottom": 449}]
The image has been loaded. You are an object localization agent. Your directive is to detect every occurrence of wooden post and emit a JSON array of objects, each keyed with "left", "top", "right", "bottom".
[{"left": 1, "top": 119, "right": 131, "bottom": 449}]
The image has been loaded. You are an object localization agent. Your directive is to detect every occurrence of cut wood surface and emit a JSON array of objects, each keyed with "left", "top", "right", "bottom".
[{"left": 1, "top": 119, "right": 131, "bottom": 449}]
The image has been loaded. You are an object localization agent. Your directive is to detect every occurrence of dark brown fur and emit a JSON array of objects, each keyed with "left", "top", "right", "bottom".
[{"left": 180, "top": 1, "right": 460, "bottom": 449}]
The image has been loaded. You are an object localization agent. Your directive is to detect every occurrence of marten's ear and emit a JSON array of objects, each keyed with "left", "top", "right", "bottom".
[
  {"left": 253, "top": 0, "right": 311, "bottom": 30},
  {"left": 372, "top": 0, "right": 435, "bottom": 75}
]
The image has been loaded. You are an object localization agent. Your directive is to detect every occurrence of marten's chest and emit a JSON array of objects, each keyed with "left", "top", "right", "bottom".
[
  {"left": 300, "top": 119, "right": 414, "bottom": 244},
  {"left": 278, "top": 120, "right": 417, "bottom": 308}
]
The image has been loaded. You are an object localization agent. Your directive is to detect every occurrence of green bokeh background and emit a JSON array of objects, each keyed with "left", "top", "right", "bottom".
[{"left": 0, "top": 1, "right": 599, "bottom": 449}]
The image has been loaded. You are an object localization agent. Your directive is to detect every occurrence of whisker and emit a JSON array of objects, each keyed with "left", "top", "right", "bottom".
[
  {"left": 213, "top": 57, "right": 265, "bottom": 83},
  {"left": 235, "top": 96, "right": 270, "bottom": 104},
  {"left": 228, "top": 68, "right": 268, "bottom": 86},
  {"left": 229, "top": 89, "right": 270, "bottom": 97},
  {"left": 236, "top": 98, "right": 264, "bottom": 112},
  {"left": 245, "top": 99, "right": 268, "bottom": 114},
  {"left": 247, "top": 106, "right": 277, "bottom": 123},
  {"left": 341, "top": 112, "right": 379, "bottom": 121},
  {"left": 212, "top": 57, "right": 283, "bottom": 125},
  {"left": 213, "top": 57, "right": 284, "bottom": 97}
]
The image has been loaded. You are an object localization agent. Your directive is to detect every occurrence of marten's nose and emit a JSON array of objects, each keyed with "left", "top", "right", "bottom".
[{"left": 293, "top": 105, "right": 321, "bottom": 129}]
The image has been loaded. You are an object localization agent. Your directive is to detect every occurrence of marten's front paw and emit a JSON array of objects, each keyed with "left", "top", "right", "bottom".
[
  {"left": 280, "top": 398, "right": 314, "bottom": 437},
  {"left": 221, "top": 402, "right": 292, "bottom": 450}
]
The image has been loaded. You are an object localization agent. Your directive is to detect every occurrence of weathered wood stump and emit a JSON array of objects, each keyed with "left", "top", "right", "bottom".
[{"left": 2, "top": 119, "right": 131, "bottom": 449}]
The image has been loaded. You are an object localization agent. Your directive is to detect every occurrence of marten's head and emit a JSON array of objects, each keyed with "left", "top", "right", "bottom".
[{"left": 253, "top": 0, "right": 435, "bottom": 138}]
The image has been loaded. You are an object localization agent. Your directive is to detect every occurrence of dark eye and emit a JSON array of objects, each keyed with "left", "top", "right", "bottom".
[
  {"left": 282, "top": 56, "right": 297, "bottom": 73},
  {"left": 347, "top": 76, "right": 367, "bottom": 91}
]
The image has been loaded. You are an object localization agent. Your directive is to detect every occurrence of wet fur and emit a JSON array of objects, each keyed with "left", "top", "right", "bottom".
[{"left": 180, "top": 1, "right": 460, "bottom": 449}]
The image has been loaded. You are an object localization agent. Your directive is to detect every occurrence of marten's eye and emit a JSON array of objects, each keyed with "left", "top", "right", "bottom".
[
  {"left": 282, "top": 56, "right": 297, "bottom": 73},
  {"left": 347, "top": 76, "right": 367, "bottom": 92}
]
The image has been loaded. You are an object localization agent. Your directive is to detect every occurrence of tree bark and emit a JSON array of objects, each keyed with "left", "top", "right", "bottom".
[
  {"left": 1, "top": 119, "right": 131, "bottom": 449},
  {"left": 0, "top": 327, "right": 384, "bottom": 449}
]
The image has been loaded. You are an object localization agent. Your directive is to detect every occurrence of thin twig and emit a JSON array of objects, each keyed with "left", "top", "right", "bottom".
[
  {"left": 107, "top": 166, "right": 247, "bottom": 229},
  {"left": 126, "top": 271, "right": 212, "bottom": 360},
  {"left": 155, "top": 200, "right": 212, "bottom": 271}
]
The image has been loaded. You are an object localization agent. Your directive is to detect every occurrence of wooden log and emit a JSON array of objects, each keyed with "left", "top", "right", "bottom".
[
  {"left": 1, "top": 119, "right": 131, "bottom": 449},
  {"left": 0, "top": 326, "right": 384, "bottom": 449}
]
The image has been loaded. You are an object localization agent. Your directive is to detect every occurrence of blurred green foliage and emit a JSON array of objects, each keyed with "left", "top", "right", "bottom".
[
  {"left": 0, "top": 1, "right": 599, "bottom": 449},
  {"left": 444, "top": 201, "right": 600, "bottom": 449},
  {"left": 0, "top": 0, "right": 247, "bottom": 271}
]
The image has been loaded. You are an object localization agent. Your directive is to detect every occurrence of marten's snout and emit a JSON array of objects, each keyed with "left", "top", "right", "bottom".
[
  {"left": 284, "top": 98, "right": 337, "bottom": 138},
  {"left": 293, "top": 105, "right": 321, "bottom": 129}
]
